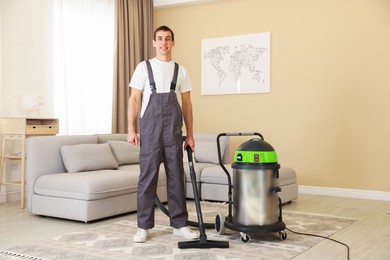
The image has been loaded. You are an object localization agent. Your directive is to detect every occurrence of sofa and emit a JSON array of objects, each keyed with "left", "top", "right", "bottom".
[{"left": 26, "top": 133, "right": 298, "bottom": 223}]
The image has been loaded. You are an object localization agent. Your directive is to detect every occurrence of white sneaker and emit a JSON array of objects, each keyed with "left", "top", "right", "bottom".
[
  {"left": 133, "top": 228, "right": 149, "bottom": 243},
  {"left": 173, "top": 226, "right": 199, "bottom": 240}
]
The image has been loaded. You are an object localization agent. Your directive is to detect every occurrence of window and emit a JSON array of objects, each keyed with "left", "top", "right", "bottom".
[{"left": 53, "top": 0, "right": 115, "bottom": 135}]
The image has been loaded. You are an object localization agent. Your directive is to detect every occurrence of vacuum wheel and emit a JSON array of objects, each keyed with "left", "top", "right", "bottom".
[
  {"left": 279, "top": 230, "right": 287, "bottom": 240},
  {"left": 215, "top": 213, "right": 226, "bottom": 235},
  {"left": 240, "top": 232, "right": 251, "bottom": 243}
]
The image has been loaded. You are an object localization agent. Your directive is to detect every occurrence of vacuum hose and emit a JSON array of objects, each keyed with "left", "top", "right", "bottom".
[{"left": 155, "top": 196, "right": 215, "bottom": 229}]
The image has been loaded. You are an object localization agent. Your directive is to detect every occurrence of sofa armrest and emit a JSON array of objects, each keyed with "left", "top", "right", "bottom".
[
  {"left": 26, "top": 135, "right": 98, "bottom": 211},
  {"left": 194, "top": 133, "right": 230, "bottom": 164}
]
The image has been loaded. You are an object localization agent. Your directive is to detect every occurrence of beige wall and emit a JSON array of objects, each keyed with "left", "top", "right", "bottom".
[{"left": 155, "top": 0, "right": 390, "bottom": 192}]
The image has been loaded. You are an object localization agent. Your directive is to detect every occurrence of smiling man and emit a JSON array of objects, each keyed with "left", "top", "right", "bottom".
[{"left": 127, "top": 25, "right": 197, "bottom": 243}]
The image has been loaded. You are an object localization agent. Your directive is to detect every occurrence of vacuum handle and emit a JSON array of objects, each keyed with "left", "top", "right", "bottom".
[
  {"left": 221, "top": 132, "right": 264, "bottom": 140},
  {"left": 185, "top": 144, "right": 194, "bottom": 163},
  {"left": 183, "top": 135, "right": 194, "bottom": 163},
  {"left": 216, "top": 132, "right": 264, "bottom": 165}
]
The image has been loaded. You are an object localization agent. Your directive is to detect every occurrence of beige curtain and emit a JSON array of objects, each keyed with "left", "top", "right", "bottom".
[{"left": 112, "top": 0, "right": 154, "bottom": 133}]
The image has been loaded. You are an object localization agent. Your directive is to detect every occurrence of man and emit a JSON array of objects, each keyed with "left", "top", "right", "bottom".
[{"left": 127, "top": 25, "right": 198, "bottom": 243}]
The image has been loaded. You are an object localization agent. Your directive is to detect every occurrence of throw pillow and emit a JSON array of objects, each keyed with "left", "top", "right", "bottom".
[
  {"left": 194, "top": 140, "right": 226, "bottom": 164},
  {"left": 108, "top": 141, "right": 140, "bottom": 165},
  {"left": 60, "top": 143, "right": 119, "bottom": 173}
]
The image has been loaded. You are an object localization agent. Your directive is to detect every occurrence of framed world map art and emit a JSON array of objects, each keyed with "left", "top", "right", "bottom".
[{"left": 201, "top": 32, "right": 270, "bottom": 96}]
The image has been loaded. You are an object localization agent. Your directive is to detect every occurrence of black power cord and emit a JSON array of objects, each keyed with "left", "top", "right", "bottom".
[{"left": 286, "top": 227, "right": 350, "bottom": 260}]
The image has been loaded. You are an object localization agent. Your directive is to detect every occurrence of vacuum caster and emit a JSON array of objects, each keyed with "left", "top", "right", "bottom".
[
  {"left": 240, "top": 232, "right": 251, "bottom": 243},
  {"left": 279, "top": 230, "right": 287, "bottom": 240},
  {"left": 215, "top": 213, "right": 226, "bottom": 235}
]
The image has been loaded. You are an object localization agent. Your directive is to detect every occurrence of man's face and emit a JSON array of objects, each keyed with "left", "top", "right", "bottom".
[{"left": 153, "top": 30, "right": 175, "bottom": 56}]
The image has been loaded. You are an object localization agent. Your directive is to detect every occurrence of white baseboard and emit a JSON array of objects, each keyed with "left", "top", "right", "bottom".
[
  {"left": 0, "top": 191, "right": 21, "bottom": 204},
  {"left": 299, "top": 185, "right": 390, "bottom": 201},
  {"left": 0, "top": 193, "right": 6, "bottom": 203}
]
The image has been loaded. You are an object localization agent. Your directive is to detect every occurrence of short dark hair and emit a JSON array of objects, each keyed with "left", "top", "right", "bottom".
[{"left": 154, "top": 25, "right": 174, "bottom": 41}]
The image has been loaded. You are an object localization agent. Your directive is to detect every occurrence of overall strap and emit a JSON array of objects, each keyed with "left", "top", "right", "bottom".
[
  {"left": 170, "top": 62, "right": 179, "bottom": 91},
  {"left": 145, "top": 60, "right": 179, "bottom": 92},
  {"left": 145, "top": 60, "right": 156, "bottom": 91}
]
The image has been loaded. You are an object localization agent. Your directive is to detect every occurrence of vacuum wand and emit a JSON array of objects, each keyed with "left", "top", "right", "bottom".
[
  {"left": 178, "top": 146, "right": 229, "bottom": 249},
  {"left": 186, "top": 146, "right": 206, "bottom": 238}
]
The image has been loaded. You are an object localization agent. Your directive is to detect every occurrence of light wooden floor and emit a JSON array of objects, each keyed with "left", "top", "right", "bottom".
[{"left": 0, "top": 194, "right": 389, "bottom": 259}]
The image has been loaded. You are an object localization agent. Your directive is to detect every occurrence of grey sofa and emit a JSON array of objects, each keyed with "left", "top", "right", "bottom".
[{"left": 26, "top": 133, "right": 297, "bottom": 223}]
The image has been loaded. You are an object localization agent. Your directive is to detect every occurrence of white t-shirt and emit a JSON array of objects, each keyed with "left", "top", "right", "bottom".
[{"left": 129, "top": 58, "right": 192, "bottom": 118}]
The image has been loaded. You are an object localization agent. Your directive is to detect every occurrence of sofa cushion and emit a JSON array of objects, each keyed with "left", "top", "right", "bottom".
[
  {"left": 108, "top": 141, "right": 140, "bottom": 165},
  {"left": 34, "top": 170, "right": 140, "bottom": 200},
  {"left": 194, "top": 140, "right": 226, "bottom": 164},
  {"left": 278, "top": 167, "right": 297, "bottom": 186},
  {"left": 184, "top": 162, "right": 214, "bottom": 183},
  {"left": 119, "top": 164, "right": 167, "bottom": 184},
  {"left": 200, "top": 164, "right": 232, "bottom": 185},
  {"left": 60, "top": 143, "right": 119, "bottom": 173}
]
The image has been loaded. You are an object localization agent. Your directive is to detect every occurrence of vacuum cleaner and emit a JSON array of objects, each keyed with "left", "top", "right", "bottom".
[
  {"left": 215, "top": 132, "right": 287, "bottom": 243},
  {"left": 155, "top": 132, "right": 286, "bottom": 246}
]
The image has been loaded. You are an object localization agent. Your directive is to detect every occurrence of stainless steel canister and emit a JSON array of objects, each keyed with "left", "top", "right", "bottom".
[{"left": 233, "top": 166, "right": 279, "bottom": 226}]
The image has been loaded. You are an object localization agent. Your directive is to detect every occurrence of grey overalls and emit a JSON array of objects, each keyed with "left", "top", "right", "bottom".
[{"left": 137, "top": 60, "right": 188, "bottom": 229}]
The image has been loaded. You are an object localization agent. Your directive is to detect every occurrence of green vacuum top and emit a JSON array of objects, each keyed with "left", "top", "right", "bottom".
[{"left": 233, "top": 138, "right": 278, "bottom": 164}]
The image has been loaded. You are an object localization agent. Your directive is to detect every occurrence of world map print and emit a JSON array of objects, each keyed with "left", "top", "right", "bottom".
[{"left": 201, "top": 32, "right": 270, "bottom": 95}]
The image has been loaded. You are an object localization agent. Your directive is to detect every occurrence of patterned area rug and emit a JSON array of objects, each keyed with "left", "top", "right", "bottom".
[{"left": 1, "top": 202, "right": 357, "bottom": 260}]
